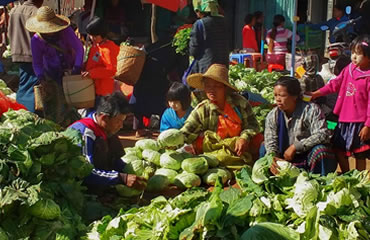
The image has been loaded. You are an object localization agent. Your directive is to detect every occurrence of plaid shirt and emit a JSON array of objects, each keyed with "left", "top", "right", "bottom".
[
  {"left": 264, "top": 101, "right": 331, "bottom": 155},
  {"left": 181, "top": 93, "right": 260, "bottom": 144}
]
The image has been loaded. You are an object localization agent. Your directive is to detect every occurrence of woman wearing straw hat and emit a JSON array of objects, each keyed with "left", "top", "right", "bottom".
[
  {"left": 189, "top": 0, "right": 229, "bottom": 74},
  {"left": 181, "top": 64, "right": 262, "bottom": 165},
  {"left": 26, "top": 6, "right": 83, "bottom": 126}
]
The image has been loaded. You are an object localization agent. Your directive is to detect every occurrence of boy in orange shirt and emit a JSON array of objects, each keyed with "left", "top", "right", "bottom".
[{"left": 83, "top": 17, "right": 119, "bottom": 101}]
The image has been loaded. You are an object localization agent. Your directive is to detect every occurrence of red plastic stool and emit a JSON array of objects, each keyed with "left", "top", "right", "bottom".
[{"left": 268, "top": 64, "right": 284, "bottom": 72}]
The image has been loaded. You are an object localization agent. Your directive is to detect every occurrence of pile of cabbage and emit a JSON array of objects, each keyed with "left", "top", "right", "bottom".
[
  {"left": 0, "top": 109, "right": 93, "bottom": 239},
  {"left": 87, "top": 153, "right": 369, "bottom": 240},
  {"left": 117, "top": 129, "right": 233, "bottom": 197}
]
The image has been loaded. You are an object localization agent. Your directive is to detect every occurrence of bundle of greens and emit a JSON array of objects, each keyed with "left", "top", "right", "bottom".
[
  {"left": 172, "top": 25, "right": 192, "bottom": 56},
  {"left": 0, "top": 109, "right": 93, "bottom": 239}
]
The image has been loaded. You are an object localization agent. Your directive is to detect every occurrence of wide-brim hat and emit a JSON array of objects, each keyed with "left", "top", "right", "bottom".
[
  {"left": 26, "top": 6, "right": 70, "bottom": 34},
  {"left": 187, "top": 64, "right": 238, "bottom": 91}
]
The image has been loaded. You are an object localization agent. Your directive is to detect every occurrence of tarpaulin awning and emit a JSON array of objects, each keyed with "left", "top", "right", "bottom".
[{"left": 141, "top": 0, "right": 187, "bottom": 12}]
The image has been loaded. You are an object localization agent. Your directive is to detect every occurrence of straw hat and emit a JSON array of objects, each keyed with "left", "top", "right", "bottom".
[
  {"left": 187, "top": 64, "right": 237, "bottom": 91},
  {"left": 26, "top": 6, "right": 70, "bottom": 34}
]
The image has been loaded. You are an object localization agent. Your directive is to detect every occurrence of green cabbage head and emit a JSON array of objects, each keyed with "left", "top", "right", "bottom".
[
  {"left": 121, "top": 154, "right": 141, "bottom": 164},
  {"left": 203, "top": 168, "right": 231, "bottom": 185},
  {"left": 123, "top": 160, "right": 155, "bottom": 180},
  {"left": 158, "top": 129, "right": 185, "bottom": 148},
  {"left": 124, "top": 147, "right": 142, "bottom": 159},
  {"left": 135, "top": 139, "right": 161, "bottom": 151},
  {"left": 142, "top": 149, "right": 161, "bottom": 166},
  {"left": 155, "top": 168, "right": 178, "bottom": 184},
  {"left": 116, "top": 184, "right": 142, "bottom": 197},
  {"left": 146, "top": 175, "right": 170, "bottom": 192},
  {"left": 160, "top": 152, "right": 184, "bottom": 170},
  {"left": 276, "top": 160, "right": 300, "bottom": 178},
  {"left": 200, "top": 153, "right": 220, "bottom": 168},
  {"left": 181, "top": 157, "right": 209, "bottom": 175},
  {"left": 252, "top": 154, "right": 274, "bottom": 184},
  {"left": 174, "top": 172, "right": 201, "bottom": 189},
  {"left": 29, "top": 199, "right": 61, "bottom": 220}
]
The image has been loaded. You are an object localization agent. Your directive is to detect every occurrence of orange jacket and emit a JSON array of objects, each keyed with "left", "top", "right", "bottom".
[{"left": 86, "top": 40, "right": 119, "bottom": 96}]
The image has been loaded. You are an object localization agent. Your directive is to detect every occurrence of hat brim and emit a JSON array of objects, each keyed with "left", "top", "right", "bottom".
[
  {"left": 26, "top": 14, "right": 70, "bottom": 33},
  {"left": 187, "top": 73, "right": 238, "bottom": 91}
]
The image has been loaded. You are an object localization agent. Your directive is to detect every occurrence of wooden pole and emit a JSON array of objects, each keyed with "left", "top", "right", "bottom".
[{"left": 150, "top": 4, "right": 158, "bottom": 43}]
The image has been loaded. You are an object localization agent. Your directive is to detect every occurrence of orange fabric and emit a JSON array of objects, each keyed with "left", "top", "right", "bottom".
[
  {"left": 242, "top": 25, "right": 258, "bottom": 52},
  {"left": 217, "top": 103, "right": 242, "bottom": 139},
  {"left": 86, "top": 40, "right": 119, "bottom": 96}
]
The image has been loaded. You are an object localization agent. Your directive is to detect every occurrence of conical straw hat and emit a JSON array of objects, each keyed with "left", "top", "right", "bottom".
[{"left": 26, "top": 6, "right": 70, "bottom": 34}]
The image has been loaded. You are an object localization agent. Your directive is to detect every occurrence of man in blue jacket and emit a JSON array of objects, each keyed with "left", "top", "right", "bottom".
[{"left": 69, "top": 92, "right": 146, "bottom": 194}]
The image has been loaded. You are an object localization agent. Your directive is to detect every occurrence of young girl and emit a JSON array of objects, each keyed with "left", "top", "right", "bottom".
[
  {"left": 312, "top": 35, "right": 370, "bottom": 171},
  {"left": 160, "top": 82, "right": 193, "bottom": 132}
]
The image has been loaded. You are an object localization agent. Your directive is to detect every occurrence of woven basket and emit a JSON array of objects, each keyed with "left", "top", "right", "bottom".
[
  {"left": 63, "top": 75, "right": 95, "bottom": 109},
  {"left": 115, "top": 45, "right": 146, "bottom": 86},
  {"left": 34, "top": 85, "right": 45, "bottom": 111}
]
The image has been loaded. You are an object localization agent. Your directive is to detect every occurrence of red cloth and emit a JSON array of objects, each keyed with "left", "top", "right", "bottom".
[
  {"left": 86, "top": 40, "right": 119, "bottom": 96},
  {"left": 74, "top": 117, "right": 107, "bottom": 140},
  {"left": 0, "top": 91, "right": 26, "bottom": 117},
  {"left": 242, "top": 25, "right": 258, "bottom": 52}
]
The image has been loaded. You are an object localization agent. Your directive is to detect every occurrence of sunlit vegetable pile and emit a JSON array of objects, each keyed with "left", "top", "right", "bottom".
[
  {"left": 117, "top": 129, "right": 234, "bottom": 197},
  {"left": 86, "top": 153, "right": 370, "bottom": 239},
  {"left": 0, "top": 109, "right": 93, "bottom": 239},
  {"left": 172, "top": 25, "right": 192, "bottom": 56}
]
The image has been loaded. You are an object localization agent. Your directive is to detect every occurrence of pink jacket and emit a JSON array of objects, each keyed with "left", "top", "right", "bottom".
[{"left": 320, "top": 63, "right": 370, "bottom": 126}]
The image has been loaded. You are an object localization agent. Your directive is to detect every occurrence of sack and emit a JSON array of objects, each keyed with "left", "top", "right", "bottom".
[
  {"left": 115, "top": 45, "right": 146, "bottom": 86},
  {"left": 34, "top": 85, "right": 45, "bottom": 111}
]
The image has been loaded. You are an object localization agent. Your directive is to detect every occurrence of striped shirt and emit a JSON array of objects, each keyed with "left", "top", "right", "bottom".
[{"left": 266, "top": 27, "right": 300, "bottom": 54}]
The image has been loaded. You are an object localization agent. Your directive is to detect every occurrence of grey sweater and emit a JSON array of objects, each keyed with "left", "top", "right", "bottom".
[{"left": 8, "top": 1, "right": 38, "bottom": 63}]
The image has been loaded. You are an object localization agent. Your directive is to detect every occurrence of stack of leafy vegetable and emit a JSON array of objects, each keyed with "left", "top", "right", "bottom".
[
  {"left": 0, "top": 80, "right": 15, "bottom": 99},
  {"left": 86, "top": 153, "right": 370, "bottom": 239},
  {"left": 229, "top": 64, "right": 282, "bottom": 130},
  {"left": 0, "top": 109, "right": 93, "bottom": 239},
  {"left": 172, "top": 25, "right": 192, "bottom": 56},
  {"left": 117, "top": 129, "right": 233, "bottom": 197}
]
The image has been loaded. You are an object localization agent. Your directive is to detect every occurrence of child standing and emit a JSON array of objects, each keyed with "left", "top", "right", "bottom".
[
  {"left": 160, "top": 82, "right": 193, "bottom": 132},
  {"left": 312, "top": 35, "right": 370, "bottom": 172}
]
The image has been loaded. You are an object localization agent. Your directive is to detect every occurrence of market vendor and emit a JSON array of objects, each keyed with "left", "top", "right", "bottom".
[
  {"left": 181, "top": 64, "right": 262, "bottom": 163},
  {"left": 264, "top": 77, "right": 337, "bottom": 175},
  {"left": 69, "top": 92, "right": 146, "bottom": 194},
  {"left": 25, "top": 6, "right": 82, "bottom": 126},
  {"left": 83, "top": 17, "right": 119, "bottom": 105}
]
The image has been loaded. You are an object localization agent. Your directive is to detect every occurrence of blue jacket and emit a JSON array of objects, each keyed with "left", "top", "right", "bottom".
[
  {"left": 69, "top": 113, "right": 125, "bottom": 186},
  {"left": 160, "top": 107, "right": 193, "bottom": 132}
]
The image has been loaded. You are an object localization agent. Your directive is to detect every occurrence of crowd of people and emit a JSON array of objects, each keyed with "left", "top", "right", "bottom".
[{"left": 1, "top": 0, "right": 369, "bottom": 195}]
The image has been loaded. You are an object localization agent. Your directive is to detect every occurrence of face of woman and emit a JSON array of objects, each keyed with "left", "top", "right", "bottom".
[
  {"left": 273, "top": 85, "right": 298, "bottom": 113},
  {"left": 168, "top": 100, "right": 183, "bottom": 112},
  {"left": 203, "top": 78, "right": 226, "bottom": 104}
]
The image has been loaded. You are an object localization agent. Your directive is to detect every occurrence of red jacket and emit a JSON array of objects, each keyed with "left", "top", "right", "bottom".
[
  {"left": 242, "top": 25, "right": 258, "bottom": 52},
  {"left": 86, "top": 40, "right": 119, "bottom": 96}
]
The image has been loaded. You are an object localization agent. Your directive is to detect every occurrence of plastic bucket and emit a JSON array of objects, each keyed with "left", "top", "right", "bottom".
[{"left": 63, "top": 75, "right": 95, "bottom": 109}]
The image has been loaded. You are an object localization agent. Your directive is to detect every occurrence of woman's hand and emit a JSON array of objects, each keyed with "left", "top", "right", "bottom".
[
  {"left": 81, "top": 71, "right": 90, "bottom": 78},
  {"left": 270, "top": 157, "right": 285, "bottom": 175},
  {"left": 283, "top": 144, "right": 296, "bottom": 161},
  {"left": 235, "top": 138, "right": 249, "bottom": 156},
  {"left": 359, "top": 126, "right": 370, "bottom": 142},
  {"left": 311, "top": 90, "right": 322, "bottom": 100}
]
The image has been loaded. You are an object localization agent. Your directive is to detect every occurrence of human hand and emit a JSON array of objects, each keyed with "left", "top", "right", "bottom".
[
  {"left": 81, "top": 71, "right": 90, "bottom": 78},
  {"left": 311, "top": 90, "right": 322, "bottom": 100},
  {"left": 359, "top": 126, "right": 370, "bottom": 142},
  {"left": 234, "top": 138, "right": 248, "bottom": 156},
  {"left": 119, "top": 173, "right": 147, "bottom": 190},
  {"left": 270, "top": 157, "right": 285, "bottom": 175},
  {"left": 283, "top": 144, "right": 296, "bottom": 161}
]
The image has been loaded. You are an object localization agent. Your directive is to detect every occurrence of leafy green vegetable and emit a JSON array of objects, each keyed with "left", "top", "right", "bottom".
[
  {"left": 160, "top": 151, "right": 183, "bottom": 170},
  {"left": 174, "top": 172, "right": 201, "bottom": 189},
  {"left": 115, "top": 184, "right": 142, "bottom": 197},
  {"left": 181, "top": 157, "right": 209, "bottom": 175},
  {"left": 251, "top": 154, "right": 274, "bottom": 184},
  {"left": 158, "top": 128, "right": 185, "bottom": 148},
  {"left": 240, "top": 222, "right": 300, "bottom": 240},
  {"left": 135, "top": 139, "right": 161, "bottom": 151},
  {"left": 202, "top": 168, "right": 231, "bottom": 185},
  {"left": 123, "top": 159, "right": 155, "bottom": 180},
  {"left": 147, "top": 174, "right": 170, "bottom": 192},
  {"left": 155, "top": 168, "right": 178, "bottom": 184},
  {"left": 172, "top": 27, "right": 192, "bottom": 56},
  {"left": 142, "top": 149, "right": 161, "bottom": 166},
  {"left": 199, "top": 153, "right": 220, "bottom": 168},
  {"left": 29, "top": 199, "right": 61, "bottom": 220}
]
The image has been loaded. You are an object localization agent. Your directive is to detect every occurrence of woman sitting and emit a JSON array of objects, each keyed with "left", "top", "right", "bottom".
[
  {"left": 264, "top": 77, "right": 337, "bottom": 175},
  {"left": 160, "top": 82, "right": 193, "bottom": 132},
  {"left": 181, "top": 64, "right": 261, "bottom": 163},
  {"left": 266, "top": 15, "right": 300, "bottom": 67}
]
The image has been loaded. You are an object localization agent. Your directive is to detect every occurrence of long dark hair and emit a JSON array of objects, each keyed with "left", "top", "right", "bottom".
[{"left": 270, "top": 15, "right": 285, "bottom": 40}]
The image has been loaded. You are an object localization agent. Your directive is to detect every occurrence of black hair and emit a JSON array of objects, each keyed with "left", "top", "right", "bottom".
[
  {"left": 350, "top": 34, "right": 370, "bottom": 58},
  {"left": 334, "top": 55, "right": 351, "bottom": 76},
  {"left": 244, "top": 14, "right": 255, "bottom": 25},
  {"left": 254, "top": 11, "right": 263, "bottom": 20},
  {"left": 86, "top": 16, "right": 107, "bottom": 38},
  {"left": 333, "top": 4, "right": 344, "bottom": 12},
  {"left": 274, "top": 76, "right": 302, "bottom": 97},
  {"left": 270, "top": 15, "right": 285, "bottom": 40},
  {"left": 96, "top": 92, "right": 131, "bottom": 117},
  {"left": 167, "top": 82, "right": 191, "bottom": 110}
]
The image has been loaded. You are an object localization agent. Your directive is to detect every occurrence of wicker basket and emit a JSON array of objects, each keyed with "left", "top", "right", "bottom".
[
  {"left": 115, "top": 45, "right": 146, "bottom": 86},
  {"left": 34, "top": 85, "right": 45, "bottom": 111},
  {"left": 63, "top": 75, "right": 95, "bottom": 109}
]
